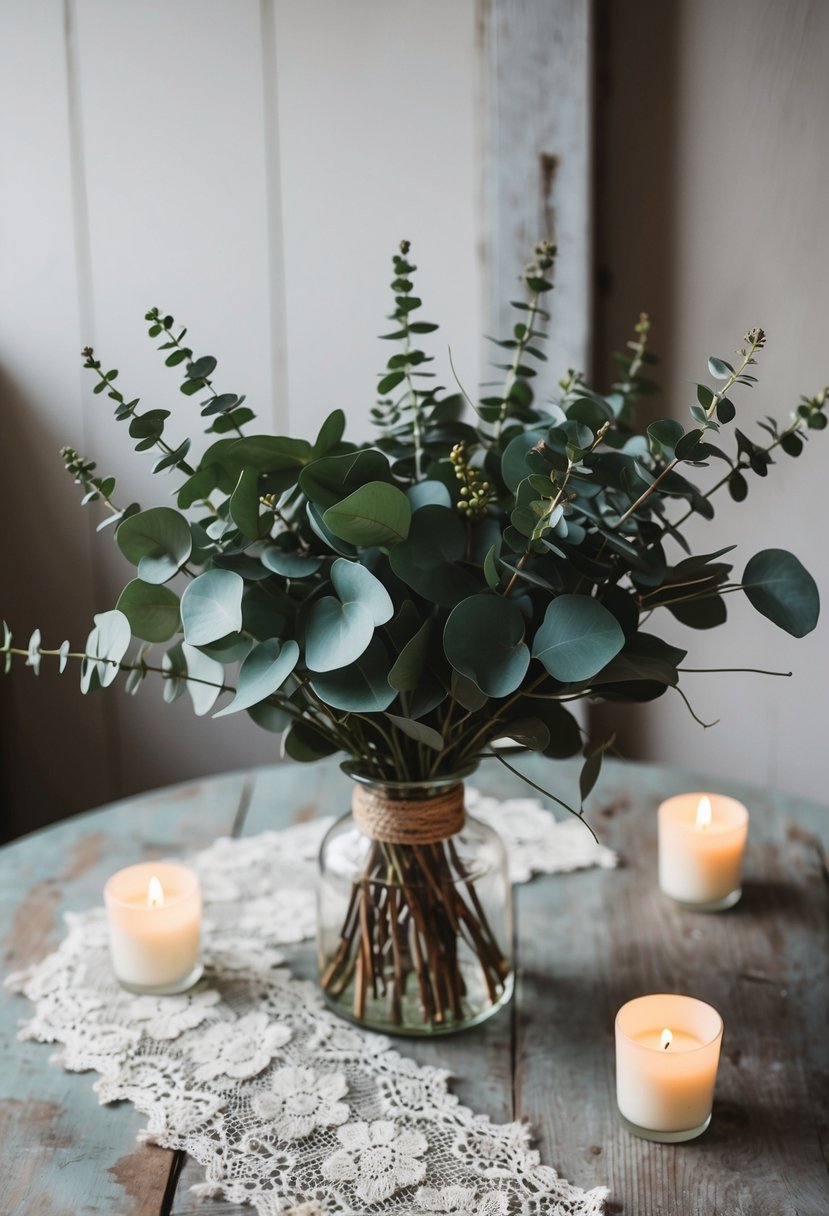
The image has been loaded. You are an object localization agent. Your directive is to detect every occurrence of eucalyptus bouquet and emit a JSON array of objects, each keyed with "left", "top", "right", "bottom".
[{"left": 5, "top": 240, "right": 824, "bottom": 1029}]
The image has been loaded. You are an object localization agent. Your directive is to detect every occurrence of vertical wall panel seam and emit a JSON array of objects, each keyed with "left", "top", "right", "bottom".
[
  {"left": 63, "top": 0, "right": 121, "bottom": 800},
  {"left": 259, "top": 0, "right": 289, "bottom": 431}
]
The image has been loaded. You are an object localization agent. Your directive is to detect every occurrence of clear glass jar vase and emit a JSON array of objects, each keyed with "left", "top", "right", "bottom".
[{"left": 317, "top": 768, "right": 513, "bottom": 1036}]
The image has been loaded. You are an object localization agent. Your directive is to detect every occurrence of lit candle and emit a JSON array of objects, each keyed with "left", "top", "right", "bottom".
[
  {"left": 658, "top": 792, "right": 749, "bottom": 910},
  {"left": 104, "top": 861, "right": 202, "bottom": 994},
  {"left": 615, "top": 994, "right": 724, "bottom": 1142}
]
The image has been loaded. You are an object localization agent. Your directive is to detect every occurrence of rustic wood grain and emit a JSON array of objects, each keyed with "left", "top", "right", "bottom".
[
  {"left": 0, "top": 771, "right": 250, "bottom": 1216},
  {"left": 513, "top": 763, "right": 829, "bottom": 1215}
]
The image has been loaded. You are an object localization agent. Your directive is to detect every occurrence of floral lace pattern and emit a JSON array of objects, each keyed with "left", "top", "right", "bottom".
[{"left": 7, "top": 793, "right": 611, "bottom": 1215}]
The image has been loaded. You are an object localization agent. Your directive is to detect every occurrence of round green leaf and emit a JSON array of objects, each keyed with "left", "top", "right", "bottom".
[
  {"left": 181, "top": 642, "right": 225, "bottom": 716},
  {"left": 181, "top": 570, "right": 244, "bottom": 646},
  {"left": 310, "top": 637, "right": 396, "bottom": 712},
  {"left": 247, "top": 700, "right": 292, "bottom": 734},
  {"left": 742, "top": 549, "right": 820, "bottom": 637},
  {"left": 261, "top": 548, "right": 324, "bottom": 578},
  {"left": 331, "top": 558, "right": 393, "bottom": 626},
  {"left": 116, "top": 579, "right": 180, "bottom": 643},
  {"left": 300, "top": 449, "right": 392, "bottom": 510},
  {"left": 323, "top": 481, "right": 411, "bottom": 547},
  {"left": 305, "top": 596, "right": 374, "bottom": 673},
  {"left": 444, "top": 595, "right": 530, "bottom": 698},
  {"left": 390, "top": 506, "right": 482, "bottom": 605},
  {"left": 532, "top": 595, "right": 625, "bottom": 682},
  {"left": 407, "top": 480, "right": 452, "bottom": 511},
  {"left": 214, "top": 638, "right": 300, "bottom": 717},
  {"left": 282, "top": 717, "right": 340, "bottom": 761},
  {"left": 501, "top": 428, "right": 546, "bottom": 493},
  {"left": 116, "top": 507, "right": 192, "bottom": 584},
  {"left": 81, "top": 609, "right": 131, "bottom": 692}
]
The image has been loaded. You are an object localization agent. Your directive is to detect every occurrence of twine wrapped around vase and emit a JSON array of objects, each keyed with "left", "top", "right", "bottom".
[{"left": 351, "top": 782, "right": 465, "bottom": 844}]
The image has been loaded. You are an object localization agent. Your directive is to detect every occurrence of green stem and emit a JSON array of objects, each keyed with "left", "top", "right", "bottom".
[{"left": 616, "top": 331, "right": 764, "bottom": 528}]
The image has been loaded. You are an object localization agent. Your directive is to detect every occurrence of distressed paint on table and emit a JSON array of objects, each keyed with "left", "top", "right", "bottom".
[{"left": 1, "top": 758, "right": 827, "bottom": 1216}]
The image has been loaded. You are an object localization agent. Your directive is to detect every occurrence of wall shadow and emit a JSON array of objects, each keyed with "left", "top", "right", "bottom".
[
  {"left": 590, "top": 0, "right": 682, "bottom": 759},
  {"left": 0, "top": 364, "right": 115, "bottom": 841}
]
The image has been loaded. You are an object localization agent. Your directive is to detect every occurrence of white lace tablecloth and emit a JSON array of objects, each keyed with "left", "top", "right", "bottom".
[{"left": 8, "top": 791, "right": 614, "bottom": 1216}]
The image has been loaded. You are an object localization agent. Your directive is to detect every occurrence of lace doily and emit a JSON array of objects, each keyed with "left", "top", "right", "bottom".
[{"left": 7, "top": 791, "right": 613, "bottom": 1216}]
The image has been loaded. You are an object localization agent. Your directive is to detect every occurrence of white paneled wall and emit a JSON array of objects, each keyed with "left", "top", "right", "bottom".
[{"left": 2, "top": 0, "right": 593, "bottom": 831}]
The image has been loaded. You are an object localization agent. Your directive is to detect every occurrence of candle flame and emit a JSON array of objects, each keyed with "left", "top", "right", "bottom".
[
  {"left": 695, "top": 795, "right": 713, "bottom": 831},
  {"left": 661, "top": 1028, "right": 673, "bottom": 1051},
  {"left": 147, "top": 876, "right": 164, "bottom": 908}
]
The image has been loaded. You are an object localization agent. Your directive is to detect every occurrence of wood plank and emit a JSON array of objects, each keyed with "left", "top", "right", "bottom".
[
  {"left": 514, "top": 760, "right": 829, "bottom": 1214},
  {"left": 483, "top": 0, "right": 594, "bottom": 390},
  {"left": 0, "top": 772, "right": 249, "bottom": 1216}
]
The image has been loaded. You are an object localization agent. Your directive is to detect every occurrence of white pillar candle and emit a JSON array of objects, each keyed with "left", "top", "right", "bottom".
[
  {"left": 615, "top": 994, "right": 724, "bottom": 1142},
  {"left": 104, "top": 861, "right": 202, "bottom": 994},
  {"left": 658, "top": 792, "right": 749, "bottom": 910}
]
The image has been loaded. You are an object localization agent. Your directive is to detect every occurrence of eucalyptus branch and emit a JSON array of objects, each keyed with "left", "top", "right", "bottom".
[
  {"left": 616, "top": 328, "right": 765, "bottom": 527},
  {"left": 493, "top": 240, "right": 556, "bottom": 443},
  {"left": 667, "top": 385, "right": 829, "bottom": 533},
  {"left": 61, "top": 447, "right": 128, "bottom": 519},
  {"left": 489, "top": 746, "right": 597, "bottom": 841},
  {"left": 678, "top": 665, "right": 792, "bottom": 677},
  {"left": 673, "top": 684, "right": 719, "bottom": 730},
  {"left": 145, "top": 307, "right": 250, "bottom": 438}
]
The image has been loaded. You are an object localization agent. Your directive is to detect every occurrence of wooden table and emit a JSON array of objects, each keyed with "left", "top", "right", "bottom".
[{"left": 2, "top": 757, "right": 827, "bottom": 1215}]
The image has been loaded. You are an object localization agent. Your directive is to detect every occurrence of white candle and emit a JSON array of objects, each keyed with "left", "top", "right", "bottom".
[
  {"left": 104, "top": 861, "right": 202, "bottom": 994},
  {"left": 658, "top": 792, "right": 749, "bottom": 910},
  {"left": 615, "top": 994, "right": 724, "bottom": 1142}
]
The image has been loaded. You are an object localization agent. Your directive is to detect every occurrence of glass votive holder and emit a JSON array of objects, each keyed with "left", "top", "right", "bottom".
[
  {"left": 104, "top": 861, "right": 203, "bottom": 994},
  {"left": 658, "top": 792, "right": 749, "bottom": 911},
  {"left": 615, "top": 993, "right": 724, "bottom": 1143}
]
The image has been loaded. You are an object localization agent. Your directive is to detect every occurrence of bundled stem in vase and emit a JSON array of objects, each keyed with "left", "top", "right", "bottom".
[{"left": 321, "top": 835, "right": 511, "bottom": 1028}]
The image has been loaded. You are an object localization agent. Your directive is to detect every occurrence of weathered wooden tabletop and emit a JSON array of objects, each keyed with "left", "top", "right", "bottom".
[{"left": 1, "top": 757, "right": 827, "bottom": 1216}]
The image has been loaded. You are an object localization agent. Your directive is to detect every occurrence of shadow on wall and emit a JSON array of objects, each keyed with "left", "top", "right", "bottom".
[
  {"left": 590, "top": 0, "right": 680, "bottom": 761},
  {"left": 0, "top": 363, "right": 115, "bottom": 842}
]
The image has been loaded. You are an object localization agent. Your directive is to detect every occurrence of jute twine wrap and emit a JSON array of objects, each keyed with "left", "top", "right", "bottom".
[{"left": 352, "top": 783, "right": 465, "bottom": 844}]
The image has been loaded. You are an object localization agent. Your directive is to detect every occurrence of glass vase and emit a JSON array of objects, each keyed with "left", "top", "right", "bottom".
[{"left": 317, "top": 769, "right": 513, "bottom": 1036}]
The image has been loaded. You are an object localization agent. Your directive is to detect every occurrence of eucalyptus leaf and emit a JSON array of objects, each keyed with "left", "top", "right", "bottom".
[
  {"left": 181, "top": 642, "right": 225, "bottom": 716},
  {"left": 741, "top": 549, "right": 819, "bottom": 637},
  {"left": 390, "top": 506, "right": 481, "bottom": 605},
  {"left": 229, "top": 468, "right": 264, "bottom": 539},
  {"left": 214, "top": 638, "right": 300, "bottom": 717},
  {"left": 300, "top": 449, "right": 392, "bottom": 510},
  {"left": 282, "top": 717, "right": 340, "bottom": 761},
  {"left": 310, "top": 637, "right": 396, "bottom": 712},
  {"left": 388, "top": 620, "right": 432, "bottom": 691},
  {"left": 181, "top": 570, "right": 244, "bottom": 645},
  {"left": 323, "top": 481, "right": 411, "bottom": 547},
  {"left": 386, "top": 713, "right": 444, "bottom": 751},
  {"left": 532, "top": 595, "right": 625, "bottom": 682},
  {"left": 162, "top": 642, "right": 187, "bottom": 703},
  {"left": 116, "top": 579, "right": 180, "bottom": 643},
  {"left": 305, "top": 595, "right": 374, "bottom": 673},
  {"left": 81, "top": 609, "right": 131, "bottom": 692},
  {"left": 116, "top": 507, "right": 192, "bottom": 584},
  {"left": 444, "top": 595, "right": 530, "bottom": 698},
  {"left": 331, "top": 559, "right": 394, "bottom": 626},
  {"left": 261, "top": 548, "right": 324, "bottom": 578}
]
